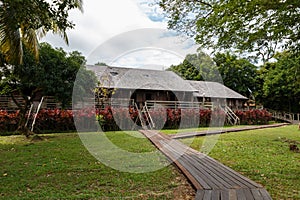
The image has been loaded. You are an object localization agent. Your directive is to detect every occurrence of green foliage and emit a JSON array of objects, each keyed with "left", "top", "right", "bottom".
[
  {"left": 213, "top": 52, "right": 258, "bottom": 98},
  {"left": 159, "top": 0, "right": 300, "bottom": 61},
  {"left": 0, "top": 43, "right": 96, "bottom": 135},
  {"left": 94, "top": 62, "right": 108, "bottom": 66},
  {"left": 168, "top": 51, "right": 219, "bottom": 81},
  {"left": 258, "top": 52, "right": 300, "bottom": 112},
  {"left": 0, "top": 43, "right": 96, "bottom": 108},
  {"left": 0, "top": 0, "right": 83, "bottom": 64}
]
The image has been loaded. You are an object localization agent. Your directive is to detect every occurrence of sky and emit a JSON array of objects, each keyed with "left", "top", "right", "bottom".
[{"left": 42, "top": 0, "right": 199, "bottom": 69}]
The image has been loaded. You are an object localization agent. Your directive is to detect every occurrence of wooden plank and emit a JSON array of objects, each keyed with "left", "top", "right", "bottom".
[
  {"left": 160, "top": 141, "right": 211, "bottom": 190},
  {"left": 159, "top": 138, "right": 241, "bottom": 190},
  {"left": 201, "top": 155, "right": 262, "bottom": 188},
  {"left": 170, "top": 123, "right": 289, "bottom": 139},
  {"left": 201, "top": 156, "right": 255, "bottom": 189},
  {"left": 180, "top": 155, "right": 222, "bottom": 189},
  {"left": 161, "top": 140, "right": 228, "bottom": 189},
  {"left": 195, "top": 190, "right": 205, "bottom": 200},
  {"left": 140, "top": 130, "right": 272, "bottom": 200},
  {"left": 236, "top": 189, "right": 246, "bottom": 200},
  {"left": 179, "top": 145, "right": 255, "bottom": 188},
  {"left": 250, "top": 189, "right": 263, "bottom": 199},
  {"left": 189, "top": 154, "right": 244, "bottom": 189},
  {"left": 189, "top": 153, "right": 251, "bottom": 188},
  {"left": 182, "top": 154, "right": 233, "bottom": 189},
  {"left": 220, "top": 190, "right": 230, "bottom": 200},
  {"left": 242, "top": 189, "right": 255, "bottom": 200},
  {"left": 176, "top": 156, "right": 212, "bottom": 190},
  {"left": 211, "top": 190, "right": 220, "bottom": 200},
  {"left": 258, "top": 189, "right": 272, "bottom": 200},
  {"left": 141, "top": 131, "right": 205, "bottom": 190},
  {"left": 203, "top": 190, "right": 212, "bottom": 200},
  {"left": 229, "top": 189, "right": 237, "bottom": 200},
  {"left": 156, "top": 136, "right": 222, "bottom": 189}
]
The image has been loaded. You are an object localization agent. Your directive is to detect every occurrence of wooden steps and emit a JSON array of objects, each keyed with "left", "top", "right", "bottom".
[{"left": 139, "top": 130, "right": 272, "bottom": 200}]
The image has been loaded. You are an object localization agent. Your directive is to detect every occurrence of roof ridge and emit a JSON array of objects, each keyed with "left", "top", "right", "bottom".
[{"left": 87, "top": 65, "right": 168, "bottom": 72}]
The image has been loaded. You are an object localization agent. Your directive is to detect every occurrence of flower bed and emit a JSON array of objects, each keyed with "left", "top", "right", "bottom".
[{"left": 0, "top": 107, "right": 273, "bottom": 134}]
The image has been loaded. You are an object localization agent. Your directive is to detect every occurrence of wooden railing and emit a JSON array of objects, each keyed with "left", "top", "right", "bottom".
[
  {"left": 219, "top": 105, "right": 240, "bottom": 125},
  {"left": 266, "top": 109, "right": 300, "bottom": 124},
  {"left": 145, "top": 100, "right": 213, "bottom": 109}
]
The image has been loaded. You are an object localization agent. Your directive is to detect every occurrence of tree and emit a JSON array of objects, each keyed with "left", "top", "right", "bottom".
[
  {"left": 159, "top": 0, "right": 300, "bottom": 62},
  {"left": 213, "top": 52, "right": 258, "bottom": 98},
  {"left": 168, "top": 51, "right": 219, "bottom": 81},
  {"left": 0, "top": 0, "right": 83, "bottom": 65},
  {"left": 258, "top": 52, "right": 300, "bottom": 112},
  {"left": 95, "top": 62, "right": 108, "bottom": 66},
  {"left": 0, "top": 43, "right": 97, "bottom": 136}
]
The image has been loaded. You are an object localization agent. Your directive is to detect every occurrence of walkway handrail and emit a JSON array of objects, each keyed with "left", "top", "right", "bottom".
[
  {"left": 145, "top": 100, "right": 213, "bottom": 109},
  {"left": 142, "top": 104, "right": 155, "bottom": 129},
  {"left": 219, "top": 105, "right": 240, "bottom": 125},
  {"left": 225, "top": 105, "right": 240, "bottom": 125},
  {"left": 266, "top": 108, "right": 300, "bottom": 124},
  {"left": 134, "top": 103, "right": 146, "bottom": 128}
]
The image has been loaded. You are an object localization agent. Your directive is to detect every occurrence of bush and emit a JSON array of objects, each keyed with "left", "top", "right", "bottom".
[
  {"left": 0, "top": 110, "right": 20, "bottom": 132},
  {"left": 235, "top": 109, "right": 272, "bottom": 125},
  {"left": 35, "top": 109, "right": 75, "bottom": 131},
  {"left": 0, "top": 108, "right": 273, "bottom": 134}
]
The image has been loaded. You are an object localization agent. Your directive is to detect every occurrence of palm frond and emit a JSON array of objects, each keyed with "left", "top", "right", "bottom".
[
  {"left": 0, "top": 4, "right": 23, "bottom": 64},
  {"left": 73, "top": 0, "right": 83, "bottom": 12},
  {"left": 21, "top": 27, "right": 39, "bottom": 61}
]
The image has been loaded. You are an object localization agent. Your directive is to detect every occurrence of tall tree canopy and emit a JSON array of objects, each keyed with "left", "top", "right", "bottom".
[
  {"left": 169, "top": 51, "right": 258, "bottom": 98},
  {"left": 168, "top": 51, "right": 219, "bottom": 81},
  {"left": 0, "top": 0, "right": 83, "bottom": 64},
  {"left": 257, "top": 52, "right": 300, "bottom": 113},
  {"left": 0, "top": 43, "right": 96, "bottom": 135},
  {"left": 213, "top": 52, "right": 258, "bottom": 98},
  {"left": 159, "top": 0, "right": 300, "bottom": 62}
]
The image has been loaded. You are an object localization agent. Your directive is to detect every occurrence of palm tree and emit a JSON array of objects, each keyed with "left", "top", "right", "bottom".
[
  {"left": 0, "top": 0, "right": 83, "bottom": 65},
  {"left": 0, "top": 0, "right": 83, "bottom": 136}
]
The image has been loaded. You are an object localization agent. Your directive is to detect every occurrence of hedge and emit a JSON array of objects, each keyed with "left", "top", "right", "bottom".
[{"left": 0, "top": 107, "right": 273, "bottom": 134}]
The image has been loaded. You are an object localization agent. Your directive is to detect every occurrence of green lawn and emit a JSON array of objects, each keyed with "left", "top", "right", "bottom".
[
  {"left": 0, "top": 132, "right": 194, "bottom": 199},
  {"left": 180, "top": 125, "right": 300, "bottom": 200},
  {"left": 1, "top": 125, "right": 299, "bottom": 199}
]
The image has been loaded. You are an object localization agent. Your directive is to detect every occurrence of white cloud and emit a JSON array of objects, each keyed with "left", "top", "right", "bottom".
[
  {"left": 111, "top": 48, "right": 183, "bottom": 70},
  {"left": 87, "top": 28, "right": 199, "bottom": 68},
  {"left": 42, "top": 0, "right": 199, "bottom": 68},
  {"left": 135, "top": 0, "right": 166, "bottom": 22}
]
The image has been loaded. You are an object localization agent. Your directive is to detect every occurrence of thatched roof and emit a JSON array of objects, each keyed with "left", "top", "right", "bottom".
[
  {"left": 188, "top": 80, "right": 247, "bottom": 99},
  {"left": 87, "top": 65, "right": 196, "bottom": 92}
]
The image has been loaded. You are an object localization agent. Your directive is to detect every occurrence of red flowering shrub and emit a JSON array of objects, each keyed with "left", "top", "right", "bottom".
[
  {"left": 95, "top": 106, "right": 139, "bottom": 131},
  {"left": 235, "top": 109, "right": 272, "bottom": 125},
  {"left": 181, "top": 109, "right": 200, "bottom": 128},
  {"left": 0, "top": 107, "right": 273, "bottom": 134},
  {"left": 0, "top": 110, "right": 20, "bottom": 132},
  {"left": 147, "top": 108, "right": 167, "bottom": 129},
  {"left": 36, "top": 109, "right": 76, "bottom": 131}
]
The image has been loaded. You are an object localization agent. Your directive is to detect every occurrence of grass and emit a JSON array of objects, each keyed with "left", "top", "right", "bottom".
[
  {"left": 0, "top": 132, "right": 194, "bottom": 199},
  {"left": 180, "top": 125, "right": 300, "bottom": 200},
  {"left": 1, "top": 125, "right": 299, "bottom": 199}
]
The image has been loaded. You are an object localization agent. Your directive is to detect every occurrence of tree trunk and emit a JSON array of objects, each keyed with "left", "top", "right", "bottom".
[
  {"left": 17, "top": 108, "right": 31, "bottom": 137},
  {"left": 11, "top": 94, "right": 32, "bottom": 137}
]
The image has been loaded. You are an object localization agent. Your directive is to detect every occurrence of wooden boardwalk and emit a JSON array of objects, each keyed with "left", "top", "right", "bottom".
[
  {"left": 140, "top": 130, "right": 272, "bottom": 200},
  {"left": 170, "top": 123, "right": 289, "bottom": 139}
]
